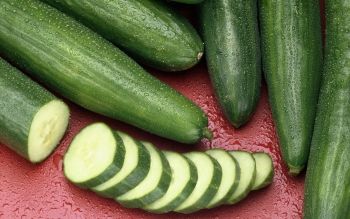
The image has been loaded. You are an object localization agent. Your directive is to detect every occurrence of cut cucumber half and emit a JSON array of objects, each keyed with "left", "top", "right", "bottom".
[
  {"left": 205, "top": 149, "right": 240, "bottom": 208},
  {"left": 144, "top": 151, "right": 198, "bottom": 214},
  {"left": 251, "top": 153, "right": 274, "bottom": 190},
  {"left": 227, "top": 151, "right": 256, "bottom": 204},
  {"left": 92, "top": 132, "right": 151, "bottom": 198},
  {"left": 116, "top": 142, "right": 171, "bottom": 208},
  {"left": 63, "top": 123, "right": 125, "bottom": 188},
  {"left": 28, "top": 100, "right": 70, "bottom": 163},
  {"left": 175, "top": 152, "right": 222, "bottom": 214}
]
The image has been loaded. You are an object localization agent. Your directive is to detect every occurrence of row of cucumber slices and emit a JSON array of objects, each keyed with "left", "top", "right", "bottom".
[{"left": 64, "top": 123, "right": 274, "bottom": 214}]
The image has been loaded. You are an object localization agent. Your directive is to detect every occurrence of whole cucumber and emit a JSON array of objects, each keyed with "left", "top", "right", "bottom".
[
  {"left": 0, "top": 0, "right": 211, "bottom": 144},
  {"left": 41, "top": 0, "right": 204, "bottom": 71},
  {"left": 304, "top": 1, "right": 350, "bottom": 218},
  {"left": 200, "top": 0, "right": 261, "bottom": 128},
  {"left": 259, "top": 0, "right": 322, "bottom": 174}
]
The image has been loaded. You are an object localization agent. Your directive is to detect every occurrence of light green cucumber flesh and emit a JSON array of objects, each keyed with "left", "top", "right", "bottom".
[
  {"left": 92, "top": 132, "right": 151, "bottom": 198},
  {"left": 63, "top": 123, "right": 125, "bottom": 188},
  {"left": 144, "top": 151, "right": 197, "bottom": 214},
  {"left": 0, "top": 58, "right": 69, "bottom": 163},
  {"left": 116, "top": 142, "right": 171, "bottom": 208},
  {"left": 0, "top": 0, "right": 210, "bottom": 144},
  {"left": 205, "top": 149, "right": 240, "bottom": 208},
  {"left": 41, "top": 0, "right": 204, "bottom": 71},
  {"left": 252, "top": 153, "right": 274, "bottom": 190},
  {"left": 175, "top": 152, "right": 222, "bottom": 214},
  {"left": 227, "top": 151, "right": 256, "bottom": 204}
]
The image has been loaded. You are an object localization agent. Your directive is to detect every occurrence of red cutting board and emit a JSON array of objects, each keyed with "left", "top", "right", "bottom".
[{"left": 0, "top": 2, "right": 325, "bottom": 218}]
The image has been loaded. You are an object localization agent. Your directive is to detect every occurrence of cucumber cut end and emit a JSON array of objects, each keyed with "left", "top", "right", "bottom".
[
  {"left": 288, "top": 165, "right": 303, "bottom": 176},
  {"left": 28, "top": 100, "right": 70, "bottom": 163},
  {"left": 63, "top": 123, "right": 117, "bottom": 184},
  {"left": 252, "top": 153, "right": 274, "bottom": 190}
]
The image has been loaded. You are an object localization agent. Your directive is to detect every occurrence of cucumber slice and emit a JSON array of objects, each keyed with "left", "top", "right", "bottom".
[
  {"left": 144, "top": 151, "right": 198, "bottom": 214},
  {"left": 92, "top": 132, "right": 151, "bottom": 198},
  {"left": 227, "top": 151, "right": 256, "bottom": 204},
  {"left": 175, "top": 152, "right": 222, "bottom": 214},
  {"left": 252, "top": 153, "right": 274, "bottom": 190},
  {"left": 63, "top": 123, "right": 125, "bottom": 188},
  {"left": 205, "top": 149, "right": 240, "bottom": 208},
  {"left": 116, "top": 142, "right": 171, "bottom": 208}
]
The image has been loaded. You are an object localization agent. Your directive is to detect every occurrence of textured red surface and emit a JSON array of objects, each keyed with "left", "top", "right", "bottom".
[{"left": 0, "top": 2, "right": 326, "bottom": 218}]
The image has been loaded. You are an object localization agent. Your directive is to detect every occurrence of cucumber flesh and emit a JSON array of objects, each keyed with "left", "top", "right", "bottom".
[
  {"left": 205, "top": 149, "right": 240, "bottom": 208},
  {"left": 116, "top": 142, "right": 171, "bottom": 208},
  {"left": 144, "top": 151, "right": 197, "bottom": 213},
  {"left": 175, "top": 152, "right": 222, "bottom": 214},
  {"left": 92, "top": 132, "right": 151, "bottom": 198},
  {"left": 252, "top": 153, "right": 274, "bottom": 190},
  {"left": 63, "top": 123, "right": 125, "bottom": 188},
  {"left": 28, "top": 100, "right": 69, "bottom": 163},
  {"left": 227, "top": 151, "right": 256, "bottom": 204}
]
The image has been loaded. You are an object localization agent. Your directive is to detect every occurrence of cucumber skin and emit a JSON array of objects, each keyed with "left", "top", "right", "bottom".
[
  {"left": 259, "top": 0, "right": 322, "bottom": 174},
  {"left": 0, "top": 0, "right": 209, "bottom": 144},
  {"left": 117, "top": 143, "right": 172, "bottom": 208},
  {"left": 0, "top": 58, "right": 56, "bottom": 162},
  {"left": 170, "top": 0, "right": 204, "bottom": 4},
  {"left": 64, "top": 132, "right": 126, "bottom": 188},
  {"left": 304, "top": 1, "right": 350, "bottom": 218},
  {"left": 200, "top": 0, "right": 261, "bottom": 128},
  {"left": 41, "top": 0, "right": 203, "bottom": 71}
]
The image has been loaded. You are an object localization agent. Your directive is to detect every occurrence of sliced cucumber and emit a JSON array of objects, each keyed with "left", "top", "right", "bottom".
[
  {"left": 227, "top": 151, "right": 256, "bottom": 204},
  {"left": 175, "top": 152, "right": 222, "bottom": 214},
  {"left": 92, "top": 132, "right": 151, "bottom": 198},
  {"left": 252, "top": 153, "right": 274, "bottom": 190},
  {"left": 116, "top": 142, "right": 171, "bottom": 208},
  {"left": 144, "top": 151, "right": 198, "bottom": 214},
  {"left": 205, "top": 149, "right": 240, "bottom": 208},
  {"left": 63, "top": 123, "right": 125, "bottom": 188}
]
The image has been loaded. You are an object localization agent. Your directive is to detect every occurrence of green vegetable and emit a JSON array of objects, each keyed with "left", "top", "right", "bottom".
[
  {"left": 0, "top": 58, "right": 69, "bottom": 163},
  {"left": 170, "top": 0, "right": 204, "bottom": 4},
  {"left": 200, "top": 0, "right": 261, "bottom": 128},
  {"left": 259, "top": 0, "right": 322, "bottom": 174},
  {"left": 0, "top": 0, "right": 211, "bottom": 144},
  {"left": 304, "top": 1, "right": 350, "bottom": 218},
  {"left": 41, "top": 0, "right": 204, "bottom": 71},
  {"left": 251, "top": 153, "right": 274, "bottom": 190}
]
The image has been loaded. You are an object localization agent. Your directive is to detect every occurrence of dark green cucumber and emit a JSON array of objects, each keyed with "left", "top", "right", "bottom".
[
  {"left": 41, "top": 0, "right": 203, "bottom": 71},
  {"left": 259, "top": 0, "right": 322, "bottom": 174},
  {"left": 200, "top": 0, "right": 261, "bottom": 128},
  {"left": 0, "top": 58, "right": 69, "bottom": 163},
  {"left": 304, "top": 1, "right": 350, "bottom": 218},
  {"left": 170, "top": 0, "right": 204, "bottom": 4},
  {"left": 0, "top": 0, "right": 211, "bottom": 144},
  {"left": 64, "top": 123, "right": 126, "bottom": 188}
]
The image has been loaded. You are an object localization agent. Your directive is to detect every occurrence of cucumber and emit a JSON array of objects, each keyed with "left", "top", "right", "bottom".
[
  {"left": 259, "top": 0, "right": 323, "bottom": 174},
  {"left": 41, "top": 0, "right": 204, "bottom": 71},
  {"left": 175, "top": 152, "right": 222, "bottom": 214},
  {"left": 170, "top": 0, "right": 204, "bottom": 4},
  {"left": 0, "top": 0, "right": 211, "bottom": 144},
  {"left": 304, "top": 1, "right": 350, "bottom": 218},
  {"left": 0, "top": 58, "right": 69, "bottom": 163},
  {"left": 205, "top": 149, "right": 240, "bottom": 208},
  {"left": 144, "top": 151, "right": 197, "bottom": 214},
  {"left": 226, "top": 151, "right": 256, "bottom": 204},
  {"left": 200, "top": 0, "right": 261, "bottom": 128},
  {"left": 251, "top": 153, "right": 274, "bottom": 190},
  {"left": 63, "top": 123, "right": 125, "bottom": 188},
  {"left": 92, "top": 132, "right": 151, "bottom": 198},
  {"left": 116, "top": 142, "right": 172, "bottom": 208}
]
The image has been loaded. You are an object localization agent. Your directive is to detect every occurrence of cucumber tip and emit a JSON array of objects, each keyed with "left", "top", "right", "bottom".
[{"left": 202, "top": 127, "right": 213, "bottom": 140}]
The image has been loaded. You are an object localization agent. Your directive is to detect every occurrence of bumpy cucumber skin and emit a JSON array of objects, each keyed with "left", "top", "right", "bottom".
[
  {"left": 200, "top": 0, "right": 261, "bottom": 128},
  {"left": 117, "top": 143, "right": 172, "bottom": 208},
  {"left": 176, "top": 152, "right": 222, "bottom": 214},
  {"left": 0, "top": 58, "right": 57, "bottom": 162},
  {"left": 170, "top": 0, "right": 204, "bottom": 4},
  {"left": 93, "top": 139, "right": 151, "bottom": 198},
  {"left": 304, "top": 1, "right": 350, "bottom": 218},
  {"left": 259, "top": 0, "right": 322, "bottom": 174},
  {"left": 64, "top": 132, "right": 126, "bottom": 188},
  {"left": 0, "top": 0, "right": 210, "bottom": 144},
  {"left": 41, "top": 0, "right": 204, "bottom": 71}
]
